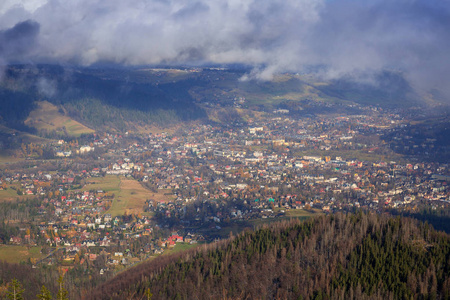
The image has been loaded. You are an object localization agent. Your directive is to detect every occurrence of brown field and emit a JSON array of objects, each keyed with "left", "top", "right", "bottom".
[
  {"left": 80, "top": 176, "right": 121, "bottom": 193},
  {"left": 41, "top": 175, "right": 173, "bottom": 217},
  {"left": 104, "top": 177, "right": 175, "bottom": 217},
  {"left": 25, "top": 101, "right": 94, "bottom": 137},
  {"left": 0, "top": 188, "right": 23, "bottom": 202},
  {"left": 146, "top": 189, "right": 175, "bottom": 204},
  {"left": 0, "top": 245, "right": 43, "bottom": 263},
  {"left": 130, "top": 124, "right": 179, "bottom": 135},
  {"left": 0, "top": 152, "right": 23, "bottom": 165}
]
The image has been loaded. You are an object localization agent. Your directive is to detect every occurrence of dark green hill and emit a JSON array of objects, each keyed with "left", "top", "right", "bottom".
[
  {"left": 88, "top": 213, "right": 450, "bottom": 300},
  {"left": 0, "top": 65, "right": 208, "bottom": 132}
]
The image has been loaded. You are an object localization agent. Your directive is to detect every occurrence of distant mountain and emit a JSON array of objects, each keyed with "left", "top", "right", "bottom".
[
  {"left": 0, "top": 64, "right": 440, "bottom": 138},
  {"left": 89, "top": 213, "right": 450, "bottom": 300},
  {"left": 314, "top": 71, "right": 422, "bottom": 107}
]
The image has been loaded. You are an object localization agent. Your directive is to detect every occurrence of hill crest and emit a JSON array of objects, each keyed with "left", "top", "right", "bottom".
[{"left": 88, "top": 213, "right": 450, "bottom": 300}]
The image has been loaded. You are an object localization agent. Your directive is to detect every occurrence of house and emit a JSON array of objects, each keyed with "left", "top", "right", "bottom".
[
  {"left": 79, "top": 145, "right": 94, "bottom": 154},
  {"left": 89, "top": 254, "right": 98, "bottom": 261},
  {"left": 168, "top": 234, "right": 183, "bottom": 243},
  {"left": 10, "top": 236, "right": 22, "bottom": 245},
  {"left": 84, "top": 240, "right": 96, "bottom": 247},
  {"left": 104, "top": 214, "right": 112, "bottom": 222}
]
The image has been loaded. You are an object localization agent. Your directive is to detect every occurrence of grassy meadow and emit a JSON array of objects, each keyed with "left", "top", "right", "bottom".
[
  {"left": 0, "top": 181, "right": 36, "bottom": 202},
  {"left": 0, "top": 245, "right": 43, "bottom": 263},
  {"left": 25, "top": 101, "right": 94, "bottom": 137}
]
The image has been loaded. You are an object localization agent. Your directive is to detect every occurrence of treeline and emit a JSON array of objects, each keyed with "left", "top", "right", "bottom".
[
  {"left": 89, "top": 213, "right": 450, "bottom": 299},
  {"left": 390, "top": 207, "right": 450, "bottom": 233},
  {"left": 0, "top": 251, "right": 111, "bottom": 299},
  {"left": 49, "top": 66, "right": 208, "bottom": 128},
  {"left": 57, "top": 69, "right": 208, "bottom": 130},
  {"left": 0, "top": 198, "right": 42, "bottom": 243},
  {"left": 0, "top": 87, "right": 37, "bottom": 133},
  {"left": 63, "top": 98, "right": 193, "bottom": 131},
  {"left": 0, "top": 261, "right": 63, "bottom": 299}
]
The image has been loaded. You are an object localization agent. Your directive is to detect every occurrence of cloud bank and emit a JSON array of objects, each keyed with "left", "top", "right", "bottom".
[{"left": 0, "top": 0, "right": 450, "bottom": 95}]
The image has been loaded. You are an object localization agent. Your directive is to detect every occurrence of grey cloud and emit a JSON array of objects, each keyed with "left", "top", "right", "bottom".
[
  {"left": 0, "top": 19, "right": 40, "bottom": 61},
  {"left": 305, "top": 1, "right": 450, "bottom": 96},
  {"left": 0, "top": 0, "right": 450, "bottom": 99}
]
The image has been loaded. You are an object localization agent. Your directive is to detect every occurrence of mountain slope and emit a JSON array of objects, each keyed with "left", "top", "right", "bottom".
[
  {"left": 0, "top": 64, "right": 440, "bottom": 144},
  {"left": 0, "top": 65, "right": 208, "bottom": 134},
  {"left": 25, "top": 101, "right": 94, "bottom": 137},
  {"left": 89, "top": 213, "right": 450, "bottom": 299}
]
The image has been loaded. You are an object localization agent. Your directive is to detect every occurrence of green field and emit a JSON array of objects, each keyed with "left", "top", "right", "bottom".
[
  {"left": 0, "top": 182, "right": 36, "bottom": 202},
  {"left": 0, "top": 245, "right": 43, "bottom": 263},
  {"left": 81, "top": 175, "right": 122, "bottom": 193},
  {"left": 283, "top": 208, "right": 323, "bottom": 217},
  {"left": 163, "top": 242, "right": 203, "bottom": 256},
  {"left": 0, "top": 188, "right": 22, "bottom": 201},
  {"left": 108, "top": 177, "right": 152, "bottom": 217}
]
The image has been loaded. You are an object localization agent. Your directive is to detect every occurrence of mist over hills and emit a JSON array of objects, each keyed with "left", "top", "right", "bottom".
[
  {"left": 0, "top": 1, "right": 449, "bottom": 299},
  {"left": 1, "top": 1, "right": 450, "bottom": 97},
  {"left": 0, "top": 64, "right": 435, "bottom": 135}
]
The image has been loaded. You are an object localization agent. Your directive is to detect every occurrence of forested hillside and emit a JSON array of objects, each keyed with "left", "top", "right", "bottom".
[
  {"left": 0, "top": 260, "right": 61, "bottom": 299},
  {"left": 89, "top": 213, "right": 450, "bottom": 300},
  {"left": 0, "top": 65, "right": 207, "bottom": 134}
]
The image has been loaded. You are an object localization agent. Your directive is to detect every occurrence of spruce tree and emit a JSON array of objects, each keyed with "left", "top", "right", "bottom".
[
  {"left": 56, "top": 276, "right": 69, "bottom": 300},
  {"left": 37, "top": 285, "right": 52, "bottom": 300},
  {"left": 6, "top": 279, "right": 24, "bottom": 300}
]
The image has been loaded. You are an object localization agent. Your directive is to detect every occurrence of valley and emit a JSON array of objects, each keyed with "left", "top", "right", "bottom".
[{"left": 0, "top": 65, "right": 448, "bottom": 299}]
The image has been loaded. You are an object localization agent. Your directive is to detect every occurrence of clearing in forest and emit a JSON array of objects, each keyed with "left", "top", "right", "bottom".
[{"left": 25, "top": 101, "right": 95, "bottom": 137}]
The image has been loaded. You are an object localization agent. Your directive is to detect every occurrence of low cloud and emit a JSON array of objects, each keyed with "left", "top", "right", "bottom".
[
  {"left": 0, "top": 0, "right": 449, "bottom": 99},
  {"left": 37, "top": 77, "right": 57, "bottom": 97},
  {"left": 0, "top": 19, "right": 39, "bottom": 62}
]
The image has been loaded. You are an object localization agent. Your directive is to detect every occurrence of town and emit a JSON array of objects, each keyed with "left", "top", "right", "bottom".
[{"left": 0, "top": 100, "right": 448, "bottom": 283}]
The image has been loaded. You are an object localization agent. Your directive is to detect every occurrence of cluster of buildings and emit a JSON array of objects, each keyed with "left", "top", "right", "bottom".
[{"left": 0, "top": 103, "right": 449, "bottom": 275}]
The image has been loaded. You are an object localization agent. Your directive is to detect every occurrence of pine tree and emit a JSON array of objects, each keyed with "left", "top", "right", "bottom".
[
  {"left": 56, "top": 276, "right": 69, "bottom": 300},
  {"left": 37, "top": 285, "right": 53, "bottom": 300},
  {"left": 6, "top": 278, "right": 24, "bottom": 300}
]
